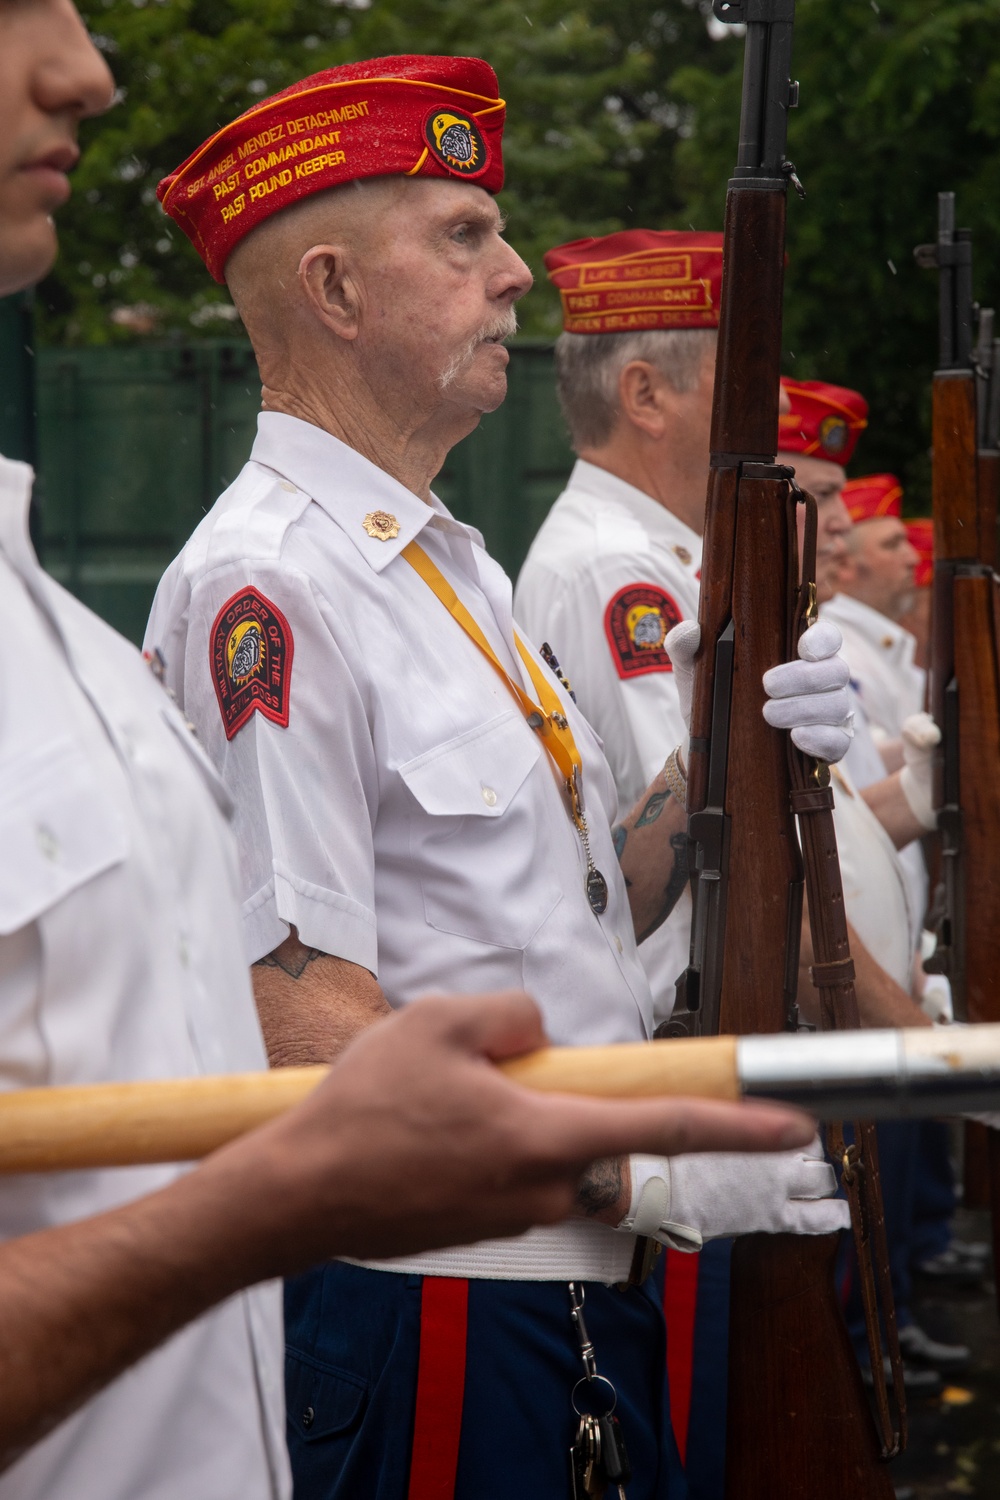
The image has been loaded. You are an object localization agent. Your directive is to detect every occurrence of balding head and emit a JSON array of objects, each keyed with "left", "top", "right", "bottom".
[{"left": 225, "top": 175, "right": 404, "bottom": 348}]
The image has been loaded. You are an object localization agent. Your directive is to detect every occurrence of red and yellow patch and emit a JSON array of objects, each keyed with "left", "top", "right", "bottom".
[
  {"left": 604, "top": 583, "right": 683, "bottom": 679},
  {"left": 423, "top": 107, "right": 488, "bottom": 176},
  {"left": 210, "top": 587, "right": 293, "bottom": 740}
]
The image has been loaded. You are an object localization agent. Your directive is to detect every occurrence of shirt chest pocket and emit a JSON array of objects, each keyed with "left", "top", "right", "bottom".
[
  {"left": 397, "top": 710, "right": 563, "bottom": 950},
  {"left": 0, "top": 737, "right": 129, "bottom": 935}
]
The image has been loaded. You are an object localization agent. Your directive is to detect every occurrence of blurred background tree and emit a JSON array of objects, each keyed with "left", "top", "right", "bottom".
[
  {"left": 672, "top": 0, "right": 1000, "bottom": 500},
  {"left": 38, "top": 0, "right": 1000, "bottom": 503},
  {"left": 45, "top": 0, "right": 724, "bottom": 342}
]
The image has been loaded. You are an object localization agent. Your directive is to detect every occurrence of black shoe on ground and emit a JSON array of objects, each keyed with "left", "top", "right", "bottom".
[
  {"left": 913, "top": 1241, "right": 989, "bottom": 1286},
  {"left": 897, "top": 1322, "right": 971, "bottom": 1371},
  {"left": 860, "top": 1355, "right": 943, "bottom": 1394}
]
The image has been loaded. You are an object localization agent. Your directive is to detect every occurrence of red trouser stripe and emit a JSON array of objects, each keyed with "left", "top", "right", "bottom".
[
  {"left": 407, "top": 1277, "right": 469, "bottom": 1500},
  {"left": 663, "top": 1249, "right": 700, "bottom": 1465}
]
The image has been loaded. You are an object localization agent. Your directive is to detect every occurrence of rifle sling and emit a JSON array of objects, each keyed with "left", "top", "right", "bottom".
[
  {"left": 809, "top": 958, "right": 856, "bottom": 990},
  {"left": 790, "top": 485, "right": 907, "bottom": 1459}
]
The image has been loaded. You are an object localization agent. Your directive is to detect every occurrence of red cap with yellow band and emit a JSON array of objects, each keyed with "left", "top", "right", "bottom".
[
  {"left": 157, "top": 55, "right": 506, "bottom": 282},
  {"left": 544, "top": 230, "right": 724, "bottom": 336},
  {"left": 842, "top": 473, "right": 904, "bottom": 523},
  {"left": 778, "top": 378, "right": 869, "bottom": 465},
  {"left": 906, "top": 518, "right": 934, "bottom": 588}
]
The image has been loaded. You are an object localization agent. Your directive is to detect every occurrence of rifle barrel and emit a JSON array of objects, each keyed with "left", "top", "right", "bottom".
[{"left": 2, "top": 1027, "right": 1000, "bottom": 1174}]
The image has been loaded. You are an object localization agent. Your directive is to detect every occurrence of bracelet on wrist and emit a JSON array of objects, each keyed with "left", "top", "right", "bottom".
[{"left": 663, "top": 744, "right": 688, "bottom": 810}]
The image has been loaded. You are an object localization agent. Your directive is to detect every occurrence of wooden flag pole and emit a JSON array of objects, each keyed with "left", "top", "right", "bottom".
[{"left": 0, "top": 1037, "right": 738, "bottom": 1175}]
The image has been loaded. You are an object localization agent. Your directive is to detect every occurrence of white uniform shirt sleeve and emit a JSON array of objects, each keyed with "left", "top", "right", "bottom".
[
  {"left": 158, "top": 561, "right": 381, "bottom": 970},
  {"left": 517, "top": 551, "right": 691, "bottom": 814}
]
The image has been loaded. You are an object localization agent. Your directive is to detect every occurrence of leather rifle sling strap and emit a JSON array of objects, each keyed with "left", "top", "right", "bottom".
[{"left": 788, "top": 484, "right": 907, "bottom": 1458}]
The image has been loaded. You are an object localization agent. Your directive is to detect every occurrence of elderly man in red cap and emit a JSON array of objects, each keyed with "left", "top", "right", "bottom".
[
  {"left": 0, "top": 18, "right": 831, "bottom": 1496},
  {"left": 146, "top": 77, "right": 855, "bottom": 1499},
  {"left": 776, "top": 399, "right": 978, "bottom": 1382},
  {"left": 515, "top": 231, "right": 724, "bottom": 1040},
  {"left": 822, "top": 482, "right": 984, "bottom": 1314},
  {"left": 899, "top": 518, "right": 934, "bottom": 669},
  {"left": 824, "top": 474, "right": 922, "bottom": 762},
  {"left": 774, "top": 384, "right": 932, "bottom": 989},
  {"left": 513, "top": 237, "right": 868, "bottom": 1495}
]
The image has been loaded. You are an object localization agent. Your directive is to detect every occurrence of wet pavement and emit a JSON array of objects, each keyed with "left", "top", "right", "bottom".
[{"left": 890, "top": 1211, "right": 1000, "bottom": 1498}]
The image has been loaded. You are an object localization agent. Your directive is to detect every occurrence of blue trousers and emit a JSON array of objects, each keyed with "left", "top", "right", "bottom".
[
  {"left": 910, "top": 1120, "right": 957, "bottom": 1263},
  {"left": 285, "top": 1262, "right": 689, "bottom": 1500}
]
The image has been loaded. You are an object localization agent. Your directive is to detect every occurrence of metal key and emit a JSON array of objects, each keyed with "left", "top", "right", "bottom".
[
  {"left": 568, "top": 1284, "right": 630, "bottom": 1498},
  {"left": 571, "top": 1413, "right": 604, "bottom": 1498}
]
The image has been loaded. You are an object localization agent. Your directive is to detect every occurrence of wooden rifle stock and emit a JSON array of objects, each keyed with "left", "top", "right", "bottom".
[
  {"left": 918, "top": 193, "right": 1000, "bottom": 1292},
  {"left": 671, "top": 3, "right": 901, "bottom": 1492}
]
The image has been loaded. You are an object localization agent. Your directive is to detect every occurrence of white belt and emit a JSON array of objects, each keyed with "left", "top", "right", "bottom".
[{"left": 343, "top": 1220, "right": 639, "bottom": 1283}]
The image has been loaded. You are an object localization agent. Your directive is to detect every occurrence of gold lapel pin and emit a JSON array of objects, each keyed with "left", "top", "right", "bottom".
[{"left": 363, "top": 510, "right": 401, "bottom": 542}]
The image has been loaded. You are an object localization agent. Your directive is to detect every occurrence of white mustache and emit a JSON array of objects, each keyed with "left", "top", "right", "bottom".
[{"left": 437, "top": 308, "right": 518, "bottom": 391}]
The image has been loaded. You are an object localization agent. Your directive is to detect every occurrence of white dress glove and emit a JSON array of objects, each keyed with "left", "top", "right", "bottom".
[
  {"left": 664, "top": 619, "right": 700, "bottom": 745},
  {"left": 666, "top": 617, "right": 854, "bottom": 764},
  {"left": 898, "top": 710, "right": 940, "bottom": 830},
  {"left": 761, "top": 619, "right": 854, "bottom": 763},
  {"left": 618, "top": 1138, "right": 849, "bottom": 1253}
]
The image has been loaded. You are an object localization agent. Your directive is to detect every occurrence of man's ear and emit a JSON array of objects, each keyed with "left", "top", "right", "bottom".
[
  {"left": 618, "top": 360, "right": 672, "bottom": 440},
  {"left": 298, "top": 244, "right": 362, "bottom": 340}
]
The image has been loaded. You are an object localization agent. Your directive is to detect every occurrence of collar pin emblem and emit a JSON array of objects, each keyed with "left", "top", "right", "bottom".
[{"left": 363, "top": 510, "right": 400, "bottom": 541}]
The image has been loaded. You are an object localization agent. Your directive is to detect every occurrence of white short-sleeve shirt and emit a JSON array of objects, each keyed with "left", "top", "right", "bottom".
[
  {"left": 822, "top": 593, "right": 924, "bottom": 740},
  {"left": 0, "top": 458, "right": 288, "bottom": 1500},
  {"left": 147, "top": 414, "right": 652, "bottom": 1049},
  {"left": 822, "top": 594, "right": 927, "bottom": 962},
  {"left": 831, "top": 762, "right": 916, "bottom": 991},
  {"left": 513, "top": 461, "right": 703, "bottom": 1026},
  {"left": 146, "top": 414, "right": 655, "bottom": 1285}
]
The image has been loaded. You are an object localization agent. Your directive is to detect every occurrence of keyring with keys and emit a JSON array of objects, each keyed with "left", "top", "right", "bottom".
[{"left": 568, "top": 1283, "right": 632, "bottom": 1499}]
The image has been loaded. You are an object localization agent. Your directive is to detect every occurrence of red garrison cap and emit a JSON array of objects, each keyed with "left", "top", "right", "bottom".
[
  {"left": 778, "top": 378, "right": 869, "bottom": 465},
  {"left": 544, "top": 230, "right": 724, "bottom": 335},
  {"left": 842, "top": 473, "right": 904, "bottom": 523},
  {"left": 158, "top": 55, "right": 505, "bottom": 282},
  {"left": 906, "top": 518, "right": 934, "bottom": 588}
]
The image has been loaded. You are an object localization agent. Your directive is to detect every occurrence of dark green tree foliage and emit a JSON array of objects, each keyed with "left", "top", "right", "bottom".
[
  {"left": 672, "top": 0, "right": 1000, "bottom": 506},
  {"left": 42, "top": 0, "right": 1000, "bottom": 505},
  {"left": 45, "top": 0, "right": 718, "bottom": 342}
]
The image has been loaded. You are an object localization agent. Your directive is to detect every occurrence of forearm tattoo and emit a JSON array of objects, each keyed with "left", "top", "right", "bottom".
[
  {"left": 635, "top": 789, "right": 671, "bottom": 828},
  {"left": 576, "top": 1156, "right": 625, "bottom": 1218},
  {"left": 612, "top": 825, "right": 627, "bottom": 861},
  {"left": 254, "top": 945, "right": 324, "bottom": 980},
  {"left": 638, "top": 831, "right": 691, "bottom": 944}
]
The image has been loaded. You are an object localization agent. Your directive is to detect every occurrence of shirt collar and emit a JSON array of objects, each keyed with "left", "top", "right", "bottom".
[
  {"left": 567, "top": 458, "right": 703, "bottom": 565},
  {"left": 249, "top": 411, "right": 469, "bottom": 574},
  {"left": 0, "top": 454, "right": 39, "bottom": 578},
  {"left": 826, "top": 592, "right": 914, "bottom": 654}
]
